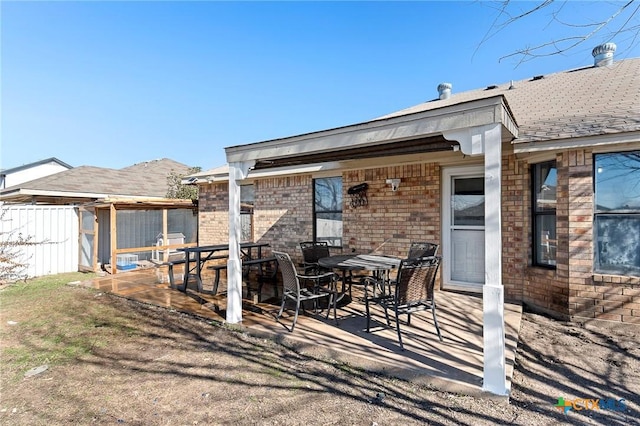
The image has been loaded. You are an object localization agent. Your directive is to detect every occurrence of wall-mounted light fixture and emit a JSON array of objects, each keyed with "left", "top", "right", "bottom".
[{"left": 386, "top": 178, "right": 401, "bottom": 192}]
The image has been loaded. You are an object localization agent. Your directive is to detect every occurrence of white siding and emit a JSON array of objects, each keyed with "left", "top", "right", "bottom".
[
  {"left": 2, "top": 163, "right": 69, "bottom": 188},
  {"left": 0, "top": 205, "right": 79, "bottom": 278}
]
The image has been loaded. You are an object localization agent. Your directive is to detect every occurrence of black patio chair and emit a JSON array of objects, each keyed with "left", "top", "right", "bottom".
[
  {"left": 299, "top": 241, "right": 331, "bottom": 275},
  {"left": 383, "top": 241, "right": 439, "bottom": 294},
  {"left": 273, "top": 251, "right": 338, "bottom": 332},
  {"left": 407, "top": 241, "right": 439, "bottom": 258},
  {"left": 364, "top": 256, "right": 443, "bottom": 350}
]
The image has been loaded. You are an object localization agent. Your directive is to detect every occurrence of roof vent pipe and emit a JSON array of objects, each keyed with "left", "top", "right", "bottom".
[
  {"left": 437, "top": 82, "right": 452, "bottom": 100},
  {"left": 592, "top": 42, "right": 616, "bottom": 67}
]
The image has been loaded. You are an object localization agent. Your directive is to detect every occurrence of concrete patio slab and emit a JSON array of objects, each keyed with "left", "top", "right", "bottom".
[{"left": 83, "top": 267, "right": 522, "bottom": 398}]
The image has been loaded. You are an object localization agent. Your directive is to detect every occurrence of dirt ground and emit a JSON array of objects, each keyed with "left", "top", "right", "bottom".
[{"left": 1, "top": 286, "right": 638, "bottom": 425}]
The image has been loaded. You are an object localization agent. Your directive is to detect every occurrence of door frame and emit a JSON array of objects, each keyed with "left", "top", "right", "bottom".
[{"left": 442, "top": 165, "right": 485, "bottom": 292}]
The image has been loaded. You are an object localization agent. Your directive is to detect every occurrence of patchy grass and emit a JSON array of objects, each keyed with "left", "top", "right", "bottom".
[{"left": 0, "top": 272, "right": 121, "bottom": 381}]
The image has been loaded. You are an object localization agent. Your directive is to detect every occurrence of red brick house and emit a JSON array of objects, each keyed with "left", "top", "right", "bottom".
[{"left": 190, "top": 44, "right": 639, "bottom": 394}]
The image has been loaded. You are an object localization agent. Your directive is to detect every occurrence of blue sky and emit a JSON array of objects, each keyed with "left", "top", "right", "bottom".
[{"left": 2, "top": 1, "right": 639, "bottom": 171}]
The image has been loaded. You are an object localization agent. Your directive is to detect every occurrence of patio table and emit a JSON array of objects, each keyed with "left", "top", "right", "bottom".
[
  {"left": 318, "top": 254, "right": 401, "bottom": 299},
  {"left": 176, "top": 242, "right": 270, "bottom": 292}
]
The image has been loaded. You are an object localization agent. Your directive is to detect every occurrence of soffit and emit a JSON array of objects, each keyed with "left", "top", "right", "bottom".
[{"left": 226, "top": 97, "right": 517, "bottom": 167}]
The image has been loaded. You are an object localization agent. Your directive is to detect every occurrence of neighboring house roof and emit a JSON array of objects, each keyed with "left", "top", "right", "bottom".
[
  {"left": 0, "top": 157, "right": 72, "bottom": 175},
  {"left": 182, "top": 164, "right": 232, "bottom": 184},
  {"left": 1, "top": 157, "right": 73, "bottom": 190},
  {"left": 0, "top": 158, "right": 194, "bottom": 204},
  {"left": 378, "top": 57, "right": 640, "bottom": 144}
]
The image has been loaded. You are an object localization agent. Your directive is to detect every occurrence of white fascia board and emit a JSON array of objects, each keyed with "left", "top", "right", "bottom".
[
  {"left": 193, "top": 162, "right": 342, "bottom": 184},
  {"left": 513, "top": 131, "right": 640, "bottom": 154},
  {"left": 0, "top": 189, "right": 164, "bottom": 200},
  {"left": 0, "top": 189, "right": 106, "bottom": 199},
  {"left": 226, "top": 97, "right": 515, "bottom": 163}
]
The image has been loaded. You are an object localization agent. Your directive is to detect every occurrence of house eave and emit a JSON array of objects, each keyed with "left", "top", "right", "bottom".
[
  {"left": 513, "top": 131, "right": 640, "bottom": 154},
  {"left": 0, "top": 188, "right": 166, "bottom": 204},
  {"left": 225, "top": 96, "right": 518, "bottom": 164}
]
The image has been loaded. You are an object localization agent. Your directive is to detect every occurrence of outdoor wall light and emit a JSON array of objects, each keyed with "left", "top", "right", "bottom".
[{"left": 386, "top": 178, "right": 401, "bottom": 192}]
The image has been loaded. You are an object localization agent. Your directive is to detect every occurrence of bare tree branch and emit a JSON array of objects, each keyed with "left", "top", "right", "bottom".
[{"left": 478, "top": 0, "right": 640, "bottom": 66}]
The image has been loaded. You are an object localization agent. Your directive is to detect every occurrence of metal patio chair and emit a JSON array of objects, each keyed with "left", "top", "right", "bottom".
[
  {"left": 299, "top": 241, "right": 331, "bottom": 275},
  {"left": 364, "top": 256, "right": 443, "bottom": 349},
  {"left": 407, "top": 241, "right": 439, "bottom": 259},
  {"left": 273, "top": 251, "right": 338, "bottom": 332},
  {"left": 383, "top": 241, "right": 439, "bottom": 294}
]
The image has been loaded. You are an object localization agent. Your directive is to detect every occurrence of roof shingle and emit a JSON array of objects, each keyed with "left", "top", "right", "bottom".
[
  {"left": 378, "top": 58, "right": 640, "bottom": 143},
  {"left": 1, "top": 158, "right": 193, "bottom": 198}
]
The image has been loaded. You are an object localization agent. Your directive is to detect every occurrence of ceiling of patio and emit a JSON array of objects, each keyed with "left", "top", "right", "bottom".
[{"left": 252, "top": 135, "right": 457, "bottom": 170}]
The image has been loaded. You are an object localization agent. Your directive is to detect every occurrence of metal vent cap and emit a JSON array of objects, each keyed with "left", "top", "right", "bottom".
[
  {"left": 592, "top": 42, "right": 616, "bottom": 67},
  {"left": 437, "top": 82, "right": 452, "bottom": 100}
]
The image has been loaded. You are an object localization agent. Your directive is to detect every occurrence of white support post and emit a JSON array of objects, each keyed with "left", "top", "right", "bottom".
[
  {"left": 482, "top": 123, "right": 507, "bottom": 395},
  {"left": 444, "top": 123, "right": 507, "bottom": 395},
  {"left": 226, "top": 161, "right": 254, "bottom": 324}
]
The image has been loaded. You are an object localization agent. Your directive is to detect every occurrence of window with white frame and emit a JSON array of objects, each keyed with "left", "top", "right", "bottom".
[
  {"left": 532, "top": 161, "right": 557, "bottom": 267},
  {"left": 313, "top": 177, "right": 342, "bottom": 247},
  {"left": 594, "top": 151, "right": 640, "bottom": 275}
]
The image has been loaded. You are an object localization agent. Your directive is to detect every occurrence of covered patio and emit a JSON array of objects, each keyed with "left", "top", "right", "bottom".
[{"left": 84, "top": 267, "right": 522, "bottom": 398}]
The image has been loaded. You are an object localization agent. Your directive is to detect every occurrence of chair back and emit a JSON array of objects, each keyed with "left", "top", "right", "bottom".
[
  {"left": 407, "top": 242, "right": 439, "bottom": 259},
  {"left": 273, "top": 251, "right": 300, "bottom": 295},
  {"left": 395, "top": 256, "right": 441, "bottom": 306},
  {"left": 299, "top": 241, "right": 330, "bottom": 264}
]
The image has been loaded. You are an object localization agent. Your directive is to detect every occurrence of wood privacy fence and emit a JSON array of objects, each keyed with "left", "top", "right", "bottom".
[{"left": 0, "top": 205, "right": 79, "bottom": 278}]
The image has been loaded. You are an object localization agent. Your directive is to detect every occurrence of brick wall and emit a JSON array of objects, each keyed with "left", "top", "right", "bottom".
[
  {"left": 197, "top": 149, "right": 640, "bottom": 324},
  {"left": 198, "top": 182, "right": 229, "bottom": 245},
  {"left": 197, "top": 176, "right": 313, "bottom": 265},
  {"left": 253, "top": 175, "right": 314, "bottom": 263},
  {"left": 502, "top": 153, "right": 526, "bottom": 302},
  {"left": 343, "top": 164, "right": 441, "bottom": 259}
]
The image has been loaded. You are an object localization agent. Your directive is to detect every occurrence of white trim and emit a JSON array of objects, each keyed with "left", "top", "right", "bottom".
[
  {"left": 513, "top": 131, "right": 640, "bottom": 154},
  {"left": 249, "top": 162, "right": 341, "bottom": 179},
  {"left": 519, "top": 151, "right": 558, "bottom": 164},
  {"left": 189, "top": 162, "right": 342, "bottom": 185},
  {"left": 0, "top": 188, "right": 166, "bottom": 201},
  {"left": 591, "top": 142, "right": 640, "bottom": 154}
]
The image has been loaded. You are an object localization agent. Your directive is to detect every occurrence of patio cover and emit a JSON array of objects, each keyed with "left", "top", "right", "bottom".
[{"left": 224, "top": 95, "right": 518, "bottom": 395}]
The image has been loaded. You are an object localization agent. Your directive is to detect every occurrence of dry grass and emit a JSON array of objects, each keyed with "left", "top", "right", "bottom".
[{"left": 1, "top": 273, "right": 638, "bottom": 425}]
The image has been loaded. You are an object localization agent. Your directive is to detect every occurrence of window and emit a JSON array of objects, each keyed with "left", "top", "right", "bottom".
[
  {"left": 240, "top": 185, "right": 254, "bottom": 242},
  {"left": 594, "top": 151, "right": 640, "bottom": 275},
  {"left": 314, "top": 177, "right": 342, "bottom": 247},
  {"left": 532, "top": 161, "right": 557, "bottom": 267}
]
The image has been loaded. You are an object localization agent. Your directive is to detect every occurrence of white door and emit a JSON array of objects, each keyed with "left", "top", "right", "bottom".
[{"left": 443, "top": 166, "right": 485, "bottom": 291}]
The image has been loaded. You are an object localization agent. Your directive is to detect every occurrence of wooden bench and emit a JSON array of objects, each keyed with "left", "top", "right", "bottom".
[{"left": 206, "top": 256, "right": 279, "bottom": 301}]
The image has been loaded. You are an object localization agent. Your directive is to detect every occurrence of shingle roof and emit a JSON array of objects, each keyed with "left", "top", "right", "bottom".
[
  {"left": 1, "top": 158, "right": 193, "bottom": 198},
  {"left": 379, "top": 58, "right": 640, "bottom": 143}
]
